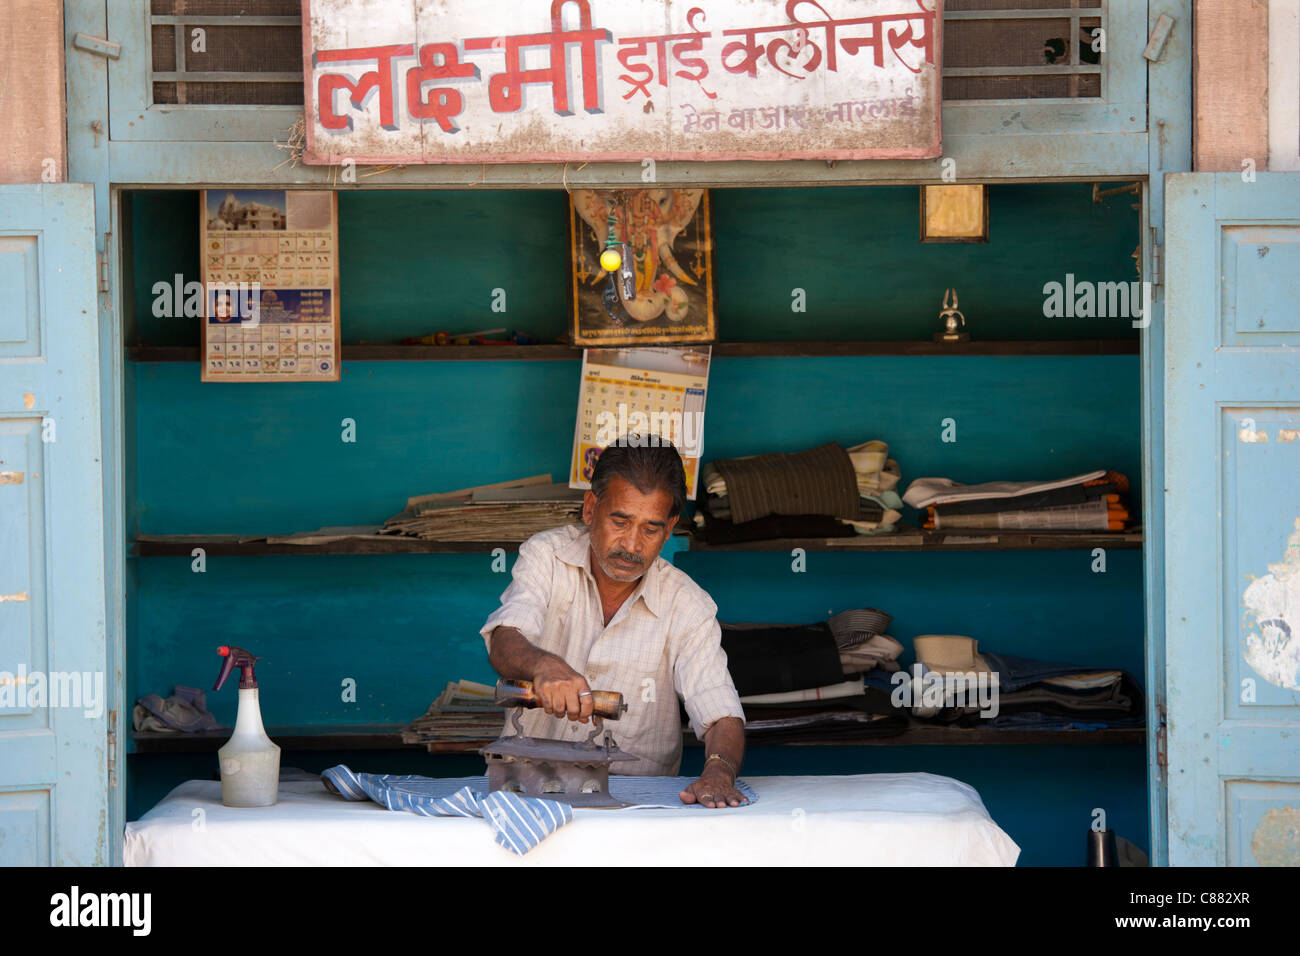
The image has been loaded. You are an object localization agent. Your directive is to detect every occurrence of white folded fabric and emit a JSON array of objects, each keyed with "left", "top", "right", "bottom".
[
  {"left": 840, "top": 635, "right": 906, "bottom": 674},
  {"left": 840, "top": 509, "right": 903, "bottom": 533},
  {"left": 847, "top": 440, "right": 889, "bottom": 474},
  {"left": 1042, "top": 671, "right": 1122, "bottom": 690},
  {"left": 740, "top": 678, "right": 864, "bottom": 705},
  {"left": 902, "top": 471, "right": 1106, "bottom": 509}
]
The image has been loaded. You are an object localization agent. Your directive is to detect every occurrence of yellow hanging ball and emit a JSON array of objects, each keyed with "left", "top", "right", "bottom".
[{"left": 600, "top": 248, "right": 622, "bottom": 272}]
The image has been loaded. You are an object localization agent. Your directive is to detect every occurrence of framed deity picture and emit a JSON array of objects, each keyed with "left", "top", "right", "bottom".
[{"left": 569, "top": 188, "right": 717, "bottom": 347}]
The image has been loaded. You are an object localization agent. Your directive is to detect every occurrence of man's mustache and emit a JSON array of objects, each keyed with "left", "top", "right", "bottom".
[{"left": 607, "top": 549, "right": 644, "bottom": 566}]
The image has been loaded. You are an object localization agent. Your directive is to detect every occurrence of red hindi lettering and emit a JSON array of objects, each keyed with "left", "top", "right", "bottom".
[
  {"left": 883, "top": 2, "right": 937, "bottom": 73},
  {"left": 616, "top": 36, "right": 664, "bottom": 100},
  {"left": 673, "top": 8, "right": 716, "bottom": 99},
  {"left": 315, "top": 44, "right": 414, "bottom": 131},
  {"left": 406, "top": 42, "right": 479, "bottom": 132},
  {"left": 464, "top": 0, "right": 610, "bottom": 115},
  {"left": 720, "top": 27, "right": 767, "bottom": 78},
  {"left": 618, "top": 7, "right": 715, "bottom": 100}
]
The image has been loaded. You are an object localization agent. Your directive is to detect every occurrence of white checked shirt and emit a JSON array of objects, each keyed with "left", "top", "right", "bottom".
[{"left": 480, "top": 524, "right": 745, "bottom": 776}]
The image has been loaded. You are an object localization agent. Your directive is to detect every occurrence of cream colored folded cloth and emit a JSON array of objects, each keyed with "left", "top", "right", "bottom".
[
  {"left": 740, "top": 678, "right": 865, "bottom": 705},
  {"left": 913, "top": 634, "right": 995, "bottom": 676},
  {"left": 839, "top": 634, "right": 905, "bottom": 674}
]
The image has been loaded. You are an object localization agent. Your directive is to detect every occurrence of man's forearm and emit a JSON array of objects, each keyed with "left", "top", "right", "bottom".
[
  {"left": 487, "top": 625, "right": 562, "bottom": 680},
  {"left": 701, "top": 716, "right": 745, "bottom": 778},
  {"left": 488, "top": 626, "right": 595, "bottom": 722}
]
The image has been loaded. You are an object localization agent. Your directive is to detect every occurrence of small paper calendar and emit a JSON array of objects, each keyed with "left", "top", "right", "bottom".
[
  {"left": 569, "top": 347, "right": 711, "bottom": 500},
  {"left": 200, "top": 189, "right": 340, "bottom": 382}
]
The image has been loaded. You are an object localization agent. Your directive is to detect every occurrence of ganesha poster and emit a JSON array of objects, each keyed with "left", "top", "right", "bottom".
[{"left": 569, "top": 188, "right": 716, "bottom": 346}]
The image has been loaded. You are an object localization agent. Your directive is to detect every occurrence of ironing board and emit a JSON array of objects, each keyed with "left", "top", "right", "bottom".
[{"left": 124, "top": 771, "right": 1020, "bottom": 866}]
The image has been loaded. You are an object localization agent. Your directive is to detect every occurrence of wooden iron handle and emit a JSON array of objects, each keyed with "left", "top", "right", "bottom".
[{"left": 494, "top": 678, "right": 627, "bottom": 720}]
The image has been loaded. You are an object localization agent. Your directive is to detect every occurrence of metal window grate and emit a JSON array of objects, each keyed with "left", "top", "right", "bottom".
[
  {"left": 150, "top": 0, "right": 304, "bottom": 106},
  {"left": 944, "top": 1, "right": 1105, "bottom": 100},
  {"left": 148, "top": 0, "right": 1107, "bottom": 108}
]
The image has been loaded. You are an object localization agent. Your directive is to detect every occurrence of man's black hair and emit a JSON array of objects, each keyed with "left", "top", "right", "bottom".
[{"left": 589, "top": 436, "right": 687, "bottom": 519}]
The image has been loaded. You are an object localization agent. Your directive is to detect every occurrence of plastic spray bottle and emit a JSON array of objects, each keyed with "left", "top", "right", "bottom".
[{"left": 212, "top": 645, "right": 281, "bottom": 807}]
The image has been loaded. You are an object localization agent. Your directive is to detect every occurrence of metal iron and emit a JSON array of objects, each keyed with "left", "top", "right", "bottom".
[{"left": 480, "top": 687, "right": 638, "bottom": 808}]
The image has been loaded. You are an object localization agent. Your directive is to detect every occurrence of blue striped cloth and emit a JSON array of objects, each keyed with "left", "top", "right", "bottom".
[{"left": 322, "top": 765, "right": 573, "bottom": 855}]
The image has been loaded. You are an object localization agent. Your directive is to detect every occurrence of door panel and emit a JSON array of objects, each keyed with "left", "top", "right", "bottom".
[
  {"left": 1165, "top": 172, "right": 1300, "bottom": 866},
  {"left": 0, "top": 185, "right": 108, "bottom": 866}
]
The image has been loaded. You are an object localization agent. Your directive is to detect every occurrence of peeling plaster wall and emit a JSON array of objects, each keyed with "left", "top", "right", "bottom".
[{"left": 0, "top": 0, "right": 66, "bottom": 184}]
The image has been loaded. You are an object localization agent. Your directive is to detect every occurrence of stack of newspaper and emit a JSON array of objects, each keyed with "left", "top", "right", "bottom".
[
  {"left": 402, "top": 679, "right": 507, "bottom": 751},
  {"left": 382, "top": 474, "right": 585, "bottom": 542}
]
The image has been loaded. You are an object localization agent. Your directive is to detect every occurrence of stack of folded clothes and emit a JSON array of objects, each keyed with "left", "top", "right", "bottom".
[
  {"left": 704, "top": 608, "right": 910, "bottom": 743},
  {"left": 905, "top": 634, "right": 1144, "bottom": 730},
  {"left": 903, "top": 470, "right": 1133, "bottom": 533},
  {"left": 692, "top": 440, "right": 905, "bottom": 544}
]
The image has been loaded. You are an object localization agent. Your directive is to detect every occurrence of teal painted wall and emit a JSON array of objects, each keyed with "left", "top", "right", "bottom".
[
  {"left": 124, "top": 184, "right": 1146, "bottom": 864},
  {"left": 132, "top": 183, "right": 1142, "bottom": 344}
]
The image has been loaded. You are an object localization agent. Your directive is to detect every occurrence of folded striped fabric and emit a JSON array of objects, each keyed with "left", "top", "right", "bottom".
[{"left": 322, "top": 764, "right": 573, "bottom": 856}]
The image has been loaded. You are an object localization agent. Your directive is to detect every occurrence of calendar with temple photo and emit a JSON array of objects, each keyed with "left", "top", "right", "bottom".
[{"left": 199, "top": 189, "right": 341, "bottom": 383}]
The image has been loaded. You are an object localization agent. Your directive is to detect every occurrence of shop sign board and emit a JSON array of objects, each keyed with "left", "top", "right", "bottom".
[{"left": 303, "top": 0, "right": 942, "bottom": 164}]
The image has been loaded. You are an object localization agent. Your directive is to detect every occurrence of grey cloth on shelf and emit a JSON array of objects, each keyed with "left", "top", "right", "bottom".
[
  {"left": 827, "top": 608, "right": 893, "bottom": 649},
  {"left": 132, "top": 685, "right": 219, "bottom": 733},
  {"left": 712, "top": 443, "right": 862, "bottom": 524}
]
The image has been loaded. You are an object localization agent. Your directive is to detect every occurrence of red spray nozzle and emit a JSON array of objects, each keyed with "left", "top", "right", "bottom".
[{"left": 215, "top": 645, "right": 261, "bottom": 691}]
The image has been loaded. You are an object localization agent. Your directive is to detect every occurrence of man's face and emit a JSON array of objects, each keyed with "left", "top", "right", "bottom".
[{"left": 583, "top": 475, "right": 679, "bottom": 583}]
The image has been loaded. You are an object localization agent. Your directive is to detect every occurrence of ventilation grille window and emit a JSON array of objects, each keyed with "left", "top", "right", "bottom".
[
  {"left": 945, "top": 0, "right": 1104, "bottom": 100},
  {"left": 150, "top": 0, "right": 303, "bottom": 106},
  {"left": 148, "top": 1, "right": 1107, "bottom": 108}
]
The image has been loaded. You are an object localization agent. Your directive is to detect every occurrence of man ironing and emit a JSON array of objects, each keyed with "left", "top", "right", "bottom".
[{"left": 480, "top": 438, "right": 748, "bottom": 808}]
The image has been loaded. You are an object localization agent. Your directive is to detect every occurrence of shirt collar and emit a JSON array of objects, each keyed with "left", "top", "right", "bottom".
[{"left": 558, "top": 526, "right": 662, "bottom": 618}]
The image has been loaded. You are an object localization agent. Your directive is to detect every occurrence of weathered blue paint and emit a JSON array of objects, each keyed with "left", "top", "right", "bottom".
[
  {"left": 1141, "top": 0, "right": 1196, "bottom": 868},
  {"left": 65, "top": 0, "right": 129, "bottom": 867},
  {"left": 0, "top": 184, "right": 108, "bottom": 865},
  {"left": 1165, "top": 172, "right": 1300, "bottom": 866}
]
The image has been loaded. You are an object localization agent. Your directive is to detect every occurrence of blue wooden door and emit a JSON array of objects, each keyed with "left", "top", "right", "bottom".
[
  {"left": 1165, "top": 172, "right": 1300, "bottom": 866},
  {"left": 0, "top": 185, "right": 108, "bottom": 865}
]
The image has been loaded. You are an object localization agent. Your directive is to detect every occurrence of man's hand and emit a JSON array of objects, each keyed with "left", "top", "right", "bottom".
[
  {"left": 532, "top": 657, "right": 595, "bottom": 723},
  {"left": 679, "top": 764, "right": 748, "bottom": 809},
  {"left": 680, "top": 716, "right": 746, "bottom": 808}
]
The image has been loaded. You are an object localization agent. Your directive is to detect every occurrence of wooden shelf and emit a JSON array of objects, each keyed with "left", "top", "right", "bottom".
[
  {"left": 133, "top": 534, "right": 519, "bottom": 556},
  {"left": 715, "top": 339, "right": 1138, "bottom": 357},
  {"left": 134, "top": 529, "right": 1141, "bottom": 557},
  {"left": 131, "top": 724, "right": 427, "bottom": 754},
  {"left": 132, "top": 722, "right": 1143, "bottom": 753},
  {"left": 125, "top": 338, "right": 1138, "bottom": 363},
  {"left": 741, "top": 726, "right": 1146, "bottom": 746},
  {"left": 686, "top": 529, "right": 1144, "bottom": 552}
]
